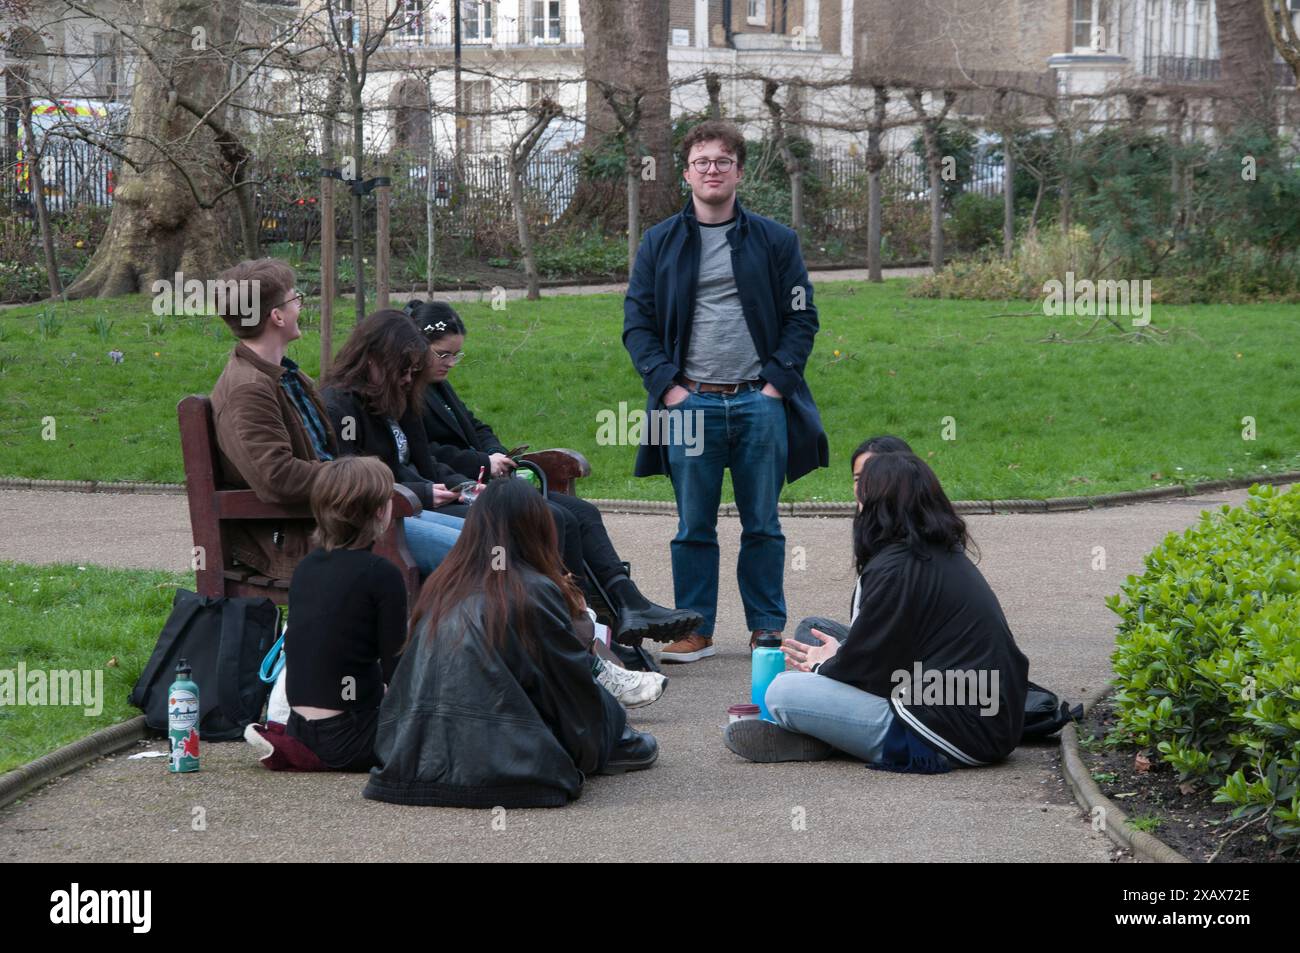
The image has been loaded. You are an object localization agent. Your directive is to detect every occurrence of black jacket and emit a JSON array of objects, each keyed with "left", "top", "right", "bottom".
[
  {"left": 420, "top": 381, "right": 508, "bottom": 481},
  {"left": 623, "top": 195, "right": 829, "bottom": 482},
  {"left": 362, "top": 568, "right": 610, "bottom": 808},
  {"left": 321, "top": 386, "right": 474, "bottom": 510},
  {"left": 818, "top": 541, "right": 1030, "bottom": 766}
]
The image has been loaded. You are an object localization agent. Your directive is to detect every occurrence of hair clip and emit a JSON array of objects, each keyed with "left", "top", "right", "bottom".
[{"left": 434, "top": 321, "right": 446, "bottom": 331}]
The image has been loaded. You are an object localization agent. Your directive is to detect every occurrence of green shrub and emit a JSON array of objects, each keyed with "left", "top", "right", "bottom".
[
  {"left": 531, "top": 228, "right": 627, "bottom": 280},
  {"left": 949, "top": 192, "right": 1004, "bottom": 253},
  {"left": 1106, "top": 484, "right": 1300, "bottom": 851}
]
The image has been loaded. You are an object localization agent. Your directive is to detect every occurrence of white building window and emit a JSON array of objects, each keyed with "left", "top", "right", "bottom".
[
  {"left": 531, "top": 0, "right": 563, "bottom": 42},
  {"left": 527, "top": 78, "right": 559, "bottom": 109},
  {"left": 397, "top": 0, "right": 424, "bottom": 41},
  {"left": 462, "top": 1, "right": 493, "bottom": 42},
  {"left": 464, "top": 80, "right": 491, "bottom": 153},
  {"left": 1143, "top": 0, "right": 1160, "bottom": 64},
  {"left": 747, "top": 0, "right": 767, "bottom": 26},
  {"left": 93, "top": 32, "right": 120, "bottom": 100},
  {"left": 1191, "top": 0, "right": 1211, "bottom": 59},
  {"left": 1072, "top": 0, "right": 1111, "bottom": 52}
]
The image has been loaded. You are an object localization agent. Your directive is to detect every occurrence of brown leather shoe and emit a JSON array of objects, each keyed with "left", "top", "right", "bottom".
[{"left": 658, "top": 634, "right": 716, "bottom": 663}]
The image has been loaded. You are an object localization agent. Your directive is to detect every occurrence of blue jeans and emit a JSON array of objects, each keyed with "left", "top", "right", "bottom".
[
  {"left": 403, "top": 510, "right": 465, "bottom": 574},
  {"left": 665, "top": 387, "right": 787, "bottom": 635},
  {"left": 765, "top": 671, "right": 896, "bottom": 763}
]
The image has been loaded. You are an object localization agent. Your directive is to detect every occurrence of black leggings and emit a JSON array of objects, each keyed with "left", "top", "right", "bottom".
[{"left": 547, "top": 492, "right": 624, "bottom": 588}]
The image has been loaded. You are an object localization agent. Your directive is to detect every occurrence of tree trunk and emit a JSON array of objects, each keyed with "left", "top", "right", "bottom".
[
  {"left": 706, "top": 72, "right": 723, "bottom": 120},
  {"left": 426, "top": 76, "right": 436, "bottom": 297},
  {"left": 66, "top": 0, "right": 242, "bottom": 298},
  {"left": 927, "top": 129, "right": 944, "bottom": 272},
  {"left": 350, "top": 82, "right": 365, "bottom": 325},
  {"left": 320, "top": 75, "right": 341, "bottom": 375},
  {"left": 234, "top": 159, "right": 260, "bottom": 260},
  {"left": 626, "top": 166, "right": 641, "bottom": 276},
  {"left": 510, "top": 104, "right": 559, "bottom": 301},
  {"left": 1215, "top": 0, "right": 1278, "bottom": 132},
  {"left": 510, "top": 163, "right": 539, "bottom": 300},
  {"left": 1002, "top": 131, "right": 1015, "bottom": 259},
  {"left": 566, "top": 0, "right": 672, "bottom": 229},
  {"left": 20, "top": 98, "right": 63, "bottom": 299},
  {"left": 866, "top": 86, "right": 886, "bottom": 282},
  {"left": 375, "top": 160, "right": 390, "bottom": 310},
  {"left": 629, "top": 0, "right": 675, "bottom": 224}
]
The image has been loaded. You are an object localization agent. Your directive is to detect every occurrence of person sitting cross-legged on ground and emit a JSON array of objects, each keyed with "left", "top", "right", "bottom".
[
  {"left": 208, "top": 258, "right": 335, "bottom": 581},
  {"left": 725, "top": 448, "right": 1030, "bottom": 772},
  {"left": 403, "top": 297, "right": 702, "bottom": 647},
  {"left": 261, "top": 455, "right": 407, "bottom": 771},
  {"left": 790, "top": 434, "right": 918, "bottom": 647},
  {"left": 363, "top": 478, "right": 659, "bottom": 809}
]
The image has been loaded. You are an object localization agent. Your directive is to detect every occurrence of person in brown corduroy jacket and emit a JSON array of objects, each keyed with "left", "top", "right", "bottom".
[{"left": 208, "top": 259, "right": 337, "bottom": 579}]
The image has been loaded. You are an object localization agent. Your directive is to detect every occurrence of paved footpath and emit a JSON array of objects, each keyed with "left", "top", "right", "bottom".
[{"left": 1, "top": 483, "right": 1281, "bottom": 862}]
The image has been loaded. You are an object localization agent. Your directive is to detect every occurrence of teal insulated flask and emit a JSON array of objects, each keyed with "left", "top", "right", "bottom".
[
  {"left": 168, "top": 658, "right": 200, "bottom": 773},
  {"left": 751, "top": 634, "right": 785, "bottom": 722}
]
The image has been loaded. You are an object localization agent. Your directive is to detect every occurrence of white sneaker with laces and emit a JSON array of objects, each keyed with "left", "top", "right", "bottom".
[{"left": 594, "top": 659, "right": 668, "bottom": 709}]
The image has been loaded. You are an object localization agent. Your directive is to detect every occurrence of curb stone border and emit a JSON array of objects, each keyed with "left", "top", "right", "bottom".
[
  {"left": 1, "top": 471, "right": 1295, "bottom": 517},
  {"left": 1059, "top": 686, "right": 1192, "bottom": 864},
  {"left": 0, "top": 716, "right": 150, "bottom": 812}
]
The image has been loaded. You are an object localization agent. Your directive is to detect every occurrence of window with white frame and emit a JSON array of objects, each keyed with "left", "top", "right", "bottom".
[
  {"left": 464, "top": 80, "right": 491, "bottom": 152},
  {"left": 1072, "top": 0, "right": 1111, "bottom": 51},
  {"left": 1191, "top": 0, "right": 1211, "bottom": 59},
  {"left": 1143, "top": 0, "right": 1159, "bottom": 64},
  {"left": 397, "top": 0, "right": 424, "bottom": 40},
  {"left": 93, "top": 32, "right": 120, "bottom": 100},
  {"left": 527, "top": 78, "right": 559, "bottom": 109},
  {"left": 462, "top": 1, "right": 493, "bottom": 42},
  {"left": 531, "top": 0, "right": 563, "bottom": 42},
  {"left": 748, "top": 0, "right": 767, "bottom": 26}
]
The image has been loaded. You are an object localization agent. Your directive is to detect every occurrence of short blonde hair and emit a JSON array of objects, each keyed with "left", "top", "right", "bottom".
[{"left": 309, "top": 456, "right": 395, "bottom": 551}]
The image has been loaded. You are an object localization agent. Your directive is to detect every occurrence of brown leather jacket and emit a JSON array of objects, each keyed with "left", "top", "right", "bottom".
[{"left": 209, "top": 343, "right": 337, "bottom": 579}]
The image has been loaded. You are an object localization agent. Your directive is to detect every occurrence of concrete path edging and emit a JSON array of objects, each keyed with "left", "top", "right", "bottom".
[
  {"left": 0, "top": 716, "right": 149, "bottom": 811},
  {"left": 1058, "top": 688, "right": 1192, "bottom": 864},
  {"left": 1, "top": 471, "right": 1297, "bottom": 517}
]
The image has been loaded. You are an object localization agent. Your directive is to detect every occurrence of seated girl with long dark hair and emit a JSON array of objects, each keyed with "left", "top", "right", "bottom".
[
  {"left": 725, "top": 447, "right": 1030, "bottom": 772},
  {"left": 321, "top": 310, "right": 474, "bottom": 575},
  {"left": 403, "top": 298, "right": 701, "bottom": 648},
  {"left": 363, "top": 478, "right": 658, "bottom": 809}
]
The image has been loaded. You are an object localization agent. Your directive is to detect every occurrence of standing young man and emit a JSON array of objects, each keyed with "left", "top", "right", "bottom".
[{"left": 623, "top": 120, "right": 829, "bottom": 663}]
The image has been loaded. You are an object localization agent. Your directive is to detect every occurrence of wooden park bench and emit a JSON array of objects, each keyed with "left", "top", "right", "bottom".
[{"left": 177, "top": 394, "right": 591, "bottom": 611}]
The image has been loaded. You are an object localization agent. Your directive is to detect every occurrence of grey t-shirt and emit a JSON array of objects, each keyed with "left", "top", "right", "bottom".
[{"left": 683, "top": 218, "right": 763, "bottom": 384}]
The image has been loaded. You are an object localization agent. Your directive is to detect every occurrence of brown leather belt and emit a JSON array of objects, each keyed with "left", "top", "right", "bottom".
[{"left": 678, "top": 375, "right": 761, "bottom": 395}]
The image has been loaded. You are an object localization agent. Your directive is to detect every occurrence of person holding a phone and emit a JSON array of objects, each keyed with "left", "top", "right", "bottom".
[
  {"left": 321, "top": 309, "right": 475, "bottom": 575},
  {"left": 406, "top": 298, "right": 702, "bottom": 648}
]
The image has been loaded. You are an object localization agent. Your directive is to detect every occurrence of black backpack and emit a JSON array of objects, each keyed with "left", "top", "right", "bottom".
[
  {"left": 1020, "top": 681, "right": 1083, "bottom": 741},
  {"left": 129, "top": 590, "right": 281, "bottom": 741}
]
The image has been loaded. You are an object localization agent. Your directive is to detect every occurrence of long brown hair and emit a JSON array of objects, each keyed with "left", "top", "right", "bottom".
[
  {"left": 324, "top": 309, "right": 432, "bottom": 418},
  {"left": 309, "top": 456, "right": 394, "bottom": 551},
  {"left": 407, "top": 478, "right": 583, "bottom": 652}
]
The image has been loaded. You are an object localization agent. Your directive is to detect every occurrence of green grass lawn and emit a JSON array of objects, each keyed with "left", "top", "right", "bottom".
[
  {"left": 0, "top": 280, "right": 1296, "bottom": 502},
  {"left": 0, "top": 562, "right": 187, "bottom": 773}
]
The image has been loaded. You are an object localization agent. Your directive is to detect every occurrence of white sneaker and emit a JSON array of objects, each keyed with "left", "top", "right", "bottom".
[
  {"left": 594, "top": 659, "right": 668, "bottom": 709},
  {"left": 243, "top": 722, "right": 274, "bottom": 762}
]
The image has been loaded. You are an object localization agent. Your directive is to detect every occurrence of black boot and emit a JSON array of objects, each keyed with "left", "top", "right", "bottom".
[
  {"left": 597, "top": 725, "right": 659, "bottom": 775},
  {"left": 606, "top": 575, "right": 703, "bottom": 646}
]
